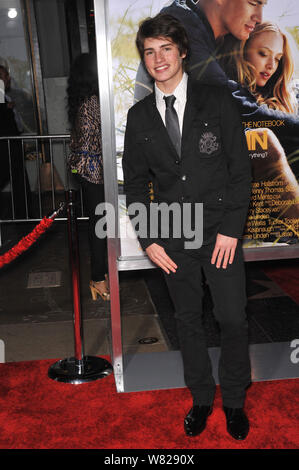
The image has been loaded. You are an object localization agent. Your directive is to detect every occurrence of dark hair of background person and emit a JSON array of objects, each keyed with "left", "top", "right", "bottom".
[
  {"left": 136, "top": 13, "right": 190, "bottom": 63},
  {"left": 67, "top": 52, "right": 99, "bottom": 129}
]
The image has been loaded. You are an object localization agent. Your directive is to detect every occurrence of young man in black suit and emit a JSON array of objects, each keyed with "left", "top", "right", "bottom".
[{"left": 123, "top": 14, "right": 252, "bottom": 440}]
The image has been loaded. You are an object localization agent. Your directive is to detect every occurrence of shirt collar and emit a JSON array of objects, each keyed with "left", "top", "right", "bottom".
[{"left": 155, "top": 72, "right": 188, "bottom": 106}]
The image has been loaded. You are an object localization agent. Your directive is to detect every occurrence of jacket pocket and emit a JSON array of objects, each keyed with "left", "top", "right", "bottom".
[
  {"left": 197, "top": 118, "right": 222, "bottom": 159},
  {"left": 135, "top": 130, "right": 157, "bottom": 145}
]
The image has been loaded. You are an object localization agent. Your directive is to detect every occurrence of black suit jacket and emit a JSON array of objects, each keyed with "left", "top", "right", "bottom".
[{"left": 123, "top": 79, "right": 252, "bottom": 252}]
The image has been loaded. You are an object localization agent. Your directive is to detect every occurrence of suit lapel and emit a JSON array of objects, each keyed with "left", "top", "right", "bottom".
[
  {"left": 182, "top": 80, "right": 203, "bottom": 149},
  {"left": 147, "top": 92, "right": 180, "bottom": 160}
]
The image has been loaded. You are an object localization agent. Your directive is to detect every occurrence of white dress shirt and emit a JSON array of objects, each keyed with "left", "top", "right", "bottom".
[{"left": 155, "top": 72, "right": 188, "bottom": 135}]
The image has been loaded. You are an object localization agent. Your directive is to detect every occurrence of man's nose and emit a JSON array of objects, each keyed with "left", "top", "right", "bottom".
[
  {"left": 252, "top": 5, "right": 263, "bottom": 24},
  {"left": 155, "top": 51, "right": 163, "bottom": 63}
]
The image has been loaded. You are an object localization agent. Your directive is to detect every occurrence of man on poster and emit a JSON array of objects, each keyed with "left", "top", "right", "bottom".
[{"left": 123, "top": 14, "right": 252, "bottom": 440}]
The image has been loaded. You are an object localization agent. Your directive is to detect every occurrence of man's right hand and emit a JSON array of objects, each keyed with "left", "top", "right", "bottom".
[{"left": 145, "top": 243, "right": 177, "bottom": 274}]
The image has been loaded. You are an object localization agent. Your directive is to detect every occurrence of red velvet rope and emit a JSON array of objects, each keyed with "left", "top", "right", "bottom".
[{"left": 0, "top": 217, "right": 54, "bottom": 268}]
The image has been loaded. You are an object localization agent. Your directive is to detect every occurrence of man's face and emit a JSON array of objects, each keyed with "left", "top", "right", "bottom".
[
  {"left": 143, "top": 36, "right": 186, "bottom": 92},
  {"left": 219, "top": 0, "right": 267, "bottom": 40}
]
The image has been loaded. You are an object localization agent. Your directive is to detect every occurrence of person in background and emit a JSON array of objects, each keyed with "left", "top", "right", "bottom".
[
  {"left": 67, "top": 53, "right": 110, "bottom": 301},
  {"left": 0, "top": 65, "right": 32, "bottom": 219}
]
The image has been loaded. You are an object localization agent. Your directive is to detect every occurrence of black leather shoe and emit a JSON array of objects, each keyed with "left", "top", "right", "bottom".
[
  {"left": 223, "top": 407, "right": 249, "bottom": 440},
  {"left": 184, "top": 405, "right": 213, "bottom": 437}
]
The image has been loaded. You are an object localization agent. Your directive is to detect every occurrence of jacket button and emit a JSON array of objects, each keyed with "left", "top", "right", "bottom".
[
  {"left": 175, "top": 160, "right": 180, "bottom": 165},
  {"left": 181, "top": 175, "right": 187, "bottom": 181}
]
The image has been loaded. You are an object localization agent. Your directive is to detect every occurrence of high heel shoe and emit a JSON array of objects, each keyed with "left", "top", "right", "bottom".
[{"left": 90, "top": 280, "right": 110, "bottom": 301}]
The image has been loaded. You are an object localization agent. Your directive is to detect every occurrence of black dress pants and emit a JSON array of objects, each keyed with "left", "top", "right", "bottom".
[
  {"left": 163, "top": 241, "right": 251, "bottom": 408},
  {"left": 77, "top": 175, "right": 107, "bottom": 282}
]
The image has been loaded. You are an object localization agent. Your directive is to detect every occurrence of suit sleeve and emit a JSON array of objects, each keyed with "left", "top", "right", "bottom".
[
  {"left": 218, "top": 89, "right": 252, "bottom": 239},
  {"left": 122, "top": 108, "right": 159, "bottom": 250}
]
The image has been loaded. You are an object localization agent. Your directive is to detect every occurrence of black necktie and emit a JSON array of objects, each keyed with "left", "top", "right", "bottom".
[{"left": 163, "top": 95, "right": 181, "bottom": 157}]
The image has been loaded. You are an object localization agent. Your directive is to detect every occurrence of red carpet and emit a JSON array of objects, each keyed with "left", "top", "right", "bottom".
[{"left": 0, "top": 358, "right": 298, "bottom": 449}]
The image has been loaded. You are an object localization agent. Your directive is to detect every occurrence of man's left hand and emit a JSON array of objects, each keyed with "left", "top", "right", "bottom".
[{"left": 211, "top": 233, "right": 238, "bottom": 269}]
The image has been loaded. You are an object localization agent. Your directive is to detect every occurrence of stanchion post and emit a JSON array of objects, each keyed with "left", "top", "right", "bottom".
[
  {"left": 66, "top": 190, "right": 84, "bottom": 372},
  {"left": 48, "top": 190, "right": 113, "bottom": 384}
]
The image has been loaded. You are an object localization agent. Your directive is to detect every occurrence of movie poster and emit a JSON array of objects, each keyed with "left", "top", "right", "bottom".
[{"left": 108, "top": 0, "right": 299, "bottom": 251}]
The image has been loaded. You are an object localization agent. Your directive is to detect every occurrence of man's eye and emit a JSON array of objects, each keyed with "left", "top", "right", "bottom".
[{"left": 250, "top": 0, "right": 266, "bottom": 5}]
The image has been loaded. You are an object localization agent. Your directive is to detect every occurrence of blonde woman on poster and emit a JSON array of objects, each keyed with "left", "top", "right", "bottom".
[
  {"left": 235, "top": 22, "right": 297, "bottom": 114},
  {"left": 235, "top": 22, "right": 299, "bottom": 226}
]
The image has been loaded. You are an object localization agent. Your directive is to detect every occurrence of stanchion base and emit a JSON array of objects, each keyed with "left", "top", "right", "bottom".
[{"left": 48, "top": 356, "right": 113, "bottom": 384}]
